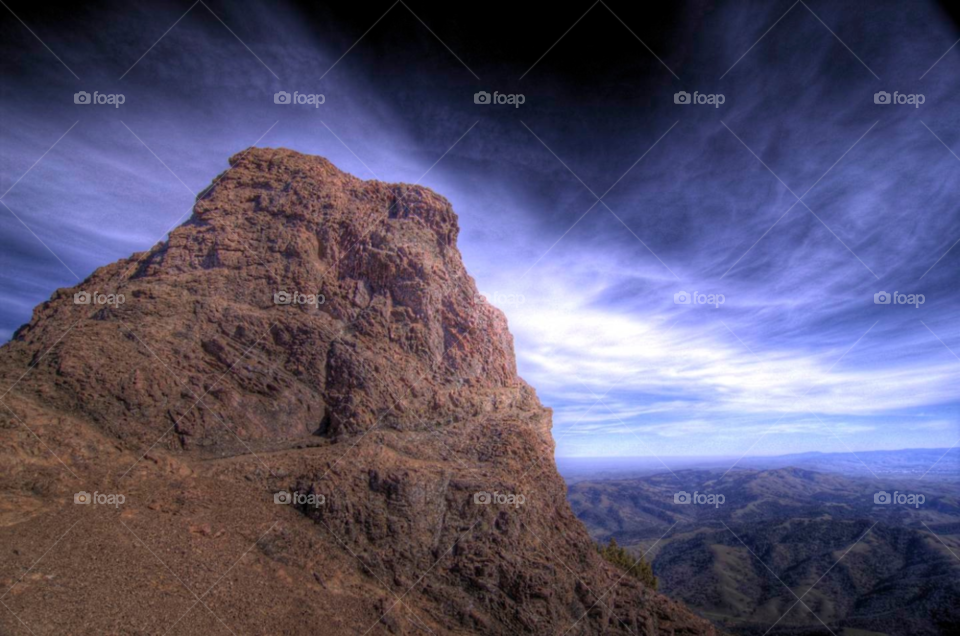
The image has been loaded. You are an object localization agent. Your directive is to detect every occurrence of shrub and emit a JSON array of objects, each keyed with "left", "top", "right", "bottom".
[{"left": 597, "top": 537, "right": 658, "bottom": 590}]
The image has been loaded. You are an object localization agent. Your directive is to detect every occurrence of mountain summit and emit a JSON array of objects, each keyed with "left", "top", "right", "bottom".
[{"left": 0, "top": 148, "right": 715, "bottom": 635}]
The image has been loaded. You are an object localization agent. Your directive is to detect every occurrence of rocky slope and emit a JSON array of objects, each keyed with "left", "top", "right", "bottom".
[{"left": 0, "top": 148, "right": 716, "bottom": 635}]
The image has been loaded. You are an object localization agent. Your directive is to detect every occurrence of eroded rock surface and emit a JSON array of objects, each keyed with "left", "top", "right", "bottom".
[{"left": 0, "top": 148, "right": 716, "bottom": 635}]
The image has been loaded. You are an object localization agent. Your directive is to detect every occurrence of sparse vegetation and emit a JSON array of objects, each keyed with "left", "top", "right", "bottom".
[{"left": 597, "top": 538, "right": 658, "bottom": 590}]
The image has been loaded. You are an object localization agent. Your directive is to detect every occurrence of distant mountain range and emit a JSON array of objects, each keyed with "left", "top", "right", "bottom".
[
  {"left": 567, "top": 462, "right": 960, "bottom": 635},
  {"left": 742, "top": 448, "right": 960, "bottom": 482},
  {"left": 558, "top": 447, "right": 960, "bottom": 484}
]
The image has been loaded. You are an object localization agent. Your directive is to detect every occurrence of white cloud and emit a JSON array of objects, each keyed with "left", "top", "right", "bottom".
[{"left": 491, "top": 274, "right": 959, "bottom": 447}]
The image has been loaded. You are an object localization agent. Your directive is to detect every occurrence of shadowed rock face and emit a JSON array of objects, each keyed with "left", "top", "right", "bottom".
[{"left": 0, "top": 148, "right": 716, "bottom": 635}]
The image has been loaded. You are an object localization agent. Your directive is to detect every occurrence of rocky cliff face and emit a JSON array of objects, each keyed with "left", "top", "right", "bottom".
[{"left": 0, "top": 148, "right": 716, "bottom": 635}]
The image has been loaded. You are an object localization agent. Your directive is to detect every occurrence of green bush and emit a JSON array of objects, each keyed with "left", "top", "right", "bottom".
[{"left": 597, "top": 537, "right": 658, "bottom": 590}]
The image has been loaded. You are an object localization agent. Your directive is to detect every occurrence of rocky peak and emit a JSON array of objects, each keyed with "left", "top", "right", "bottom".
[
  {"left": 8, "top": 147, "right": 527, "bottom": 446},
  {"left": 0, "top": 149, "right": 716, "bottom": 635}
]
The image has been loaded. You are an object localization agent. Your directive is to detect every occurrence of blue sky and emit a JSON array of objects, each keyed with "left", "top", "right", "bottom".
[{"left": 1, "top": 0, "right": 958, "bottom": 459}]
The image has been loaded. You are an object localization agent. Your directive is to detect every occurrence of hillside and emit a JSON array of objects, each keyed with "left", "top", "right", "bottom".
[
  {"left": 568, "top": 468, "right": 960, "bottom": 635},
  {"left": 0, "top": 148, "right": 715, "bottom": 635}
]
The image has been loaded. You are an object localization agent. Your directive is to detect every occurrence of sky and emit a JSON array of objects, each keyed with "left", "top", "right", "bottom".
[{"left": 1, "top": 0, "right": 958, "bottom": 460}]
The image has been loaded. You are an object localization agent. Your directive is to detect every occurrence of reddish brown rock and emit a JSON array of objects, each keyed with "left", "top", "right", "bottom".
[{"left": 0, "top": 148, "right": 716, "bottom": 635}]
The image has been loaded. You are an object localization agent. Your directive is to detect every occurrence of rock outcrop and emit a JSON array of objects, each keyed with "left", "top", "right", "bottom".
[{"left": 0, "top": 148, "right": 716, "bottom": 635}]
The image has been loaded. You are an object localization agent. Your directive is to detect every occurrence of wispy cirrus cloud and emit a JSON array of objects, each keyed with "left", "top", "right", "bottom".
[{"left": 1, "top": 0, "right": 957, "bottom": 458}]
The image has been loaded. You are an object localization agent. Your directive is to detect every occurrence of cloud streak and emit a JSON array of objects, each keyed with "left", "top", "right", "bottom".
[{"left": 0, "top": 0, "right": 957, "bottom": 457}]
